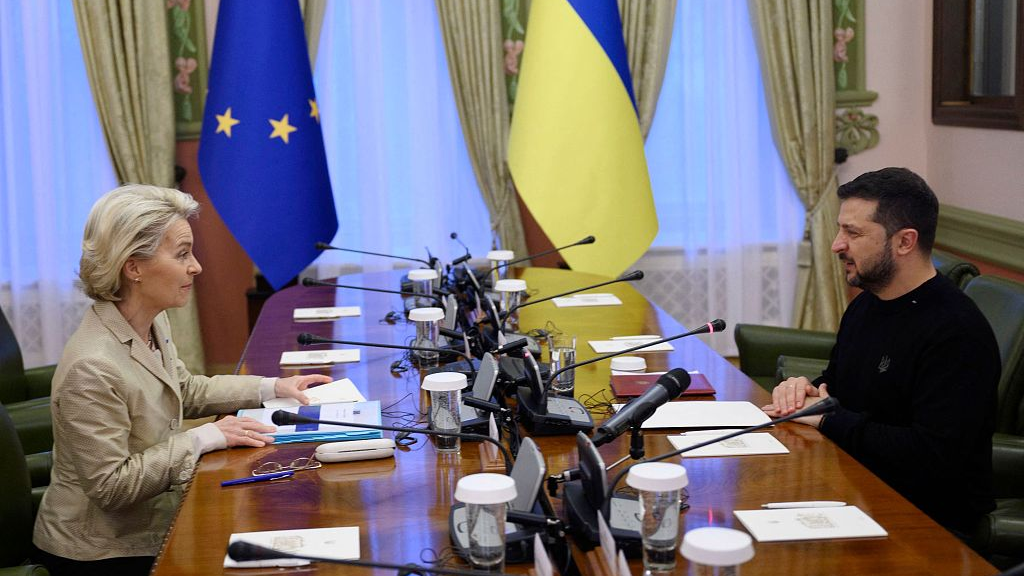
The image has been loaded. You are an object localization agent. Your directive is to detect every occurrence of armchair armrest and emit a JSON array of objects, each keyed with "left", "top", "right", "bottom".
[
  {"left": 777, "top": 355, "right": 830, "bottom": 384},
  {"left": 22, "top": 365, "right": 54, "bottom": 401},
  {"left": 735, "top": 324, "right": 835, "bottom": 389},
  {"left": 992, "top": 432, "right": 1024, "bottom": 498},
  {"left": 25, "top": 451, "right": 51, "bottom": 488}
]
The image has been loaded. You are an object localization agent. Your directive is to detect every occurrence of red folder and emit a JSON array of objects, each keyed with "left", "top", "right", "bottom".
[{"left": 609, "top": 372, "right": 715, "bottom": 398}]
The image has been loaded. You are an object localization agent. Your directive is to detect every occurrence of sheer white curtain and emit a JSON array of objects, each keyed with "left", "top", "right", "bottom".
[
  {"left": 0, "top": 1, "right": 117, "bottom": 368},
  {"left": 309, "top": 1, "right": 492, "bottom": 278},
  {"left": 638, "top": 0, "right": 805, "bottom": 356}
]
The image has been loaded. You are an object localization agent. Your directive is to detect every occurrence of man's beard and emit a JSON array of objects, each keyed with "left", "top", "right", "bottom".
[{"left": 841, "top": 237, "right": 896, "bottom": 293}]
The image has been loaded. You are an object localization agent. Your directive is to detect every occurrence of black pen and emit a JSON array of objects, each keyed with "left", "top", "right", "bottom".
[{"left": 221, "top": 470, "right": 294, "bottom": 487}]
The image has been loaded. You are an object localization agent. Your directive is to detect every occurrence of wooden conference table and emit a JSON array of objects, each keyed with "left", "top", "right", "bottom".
[{"left": 151, "top": 268, "right": 996, "bottom": 575}]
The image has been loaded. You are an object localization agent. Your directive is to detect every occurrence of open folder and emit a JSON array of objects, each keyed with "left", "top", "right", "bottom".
[{"left": 237, "top": 401, "right": 382, "bottom": 444}]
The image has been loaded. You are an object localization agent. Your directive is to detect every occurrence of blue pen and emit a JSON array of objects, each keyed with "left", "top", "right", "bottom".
[{"left": 221, "top": 470, "right": 294, "bottom": 487}]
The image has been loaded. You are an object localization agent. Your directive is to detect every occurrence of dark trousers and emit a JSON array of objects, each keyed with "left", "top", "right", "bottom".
[{"left": 34, "top": 548, "right": 155, "bottom": 576}]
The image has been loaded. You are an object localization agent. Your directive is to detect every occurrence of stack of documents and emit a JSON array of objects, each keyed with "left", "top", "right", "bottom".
[
  {"left": 262, "top": 378, "right": 366, "bottom": 409},
  {"left": 225, "top": 526, "right": 360, "bottom": 568},
  {"left": 279, "top": 349, "right": 360, "bottom": 367},
  {"left": 292, "top": 306, "right": 361, "bottom": 321},
  {"left": 667, "top": 429, "right": 789, "bottom": 457},
  {"left": 551, "top": 293, "right": 622, "bottom": 307},
  {"left": 734, "top": 505, "right": 887, "bottom": 542},
  {"left": 237, "top": 401, "right": 382, "bottom": 444},
  {"left": 611, "top": 401, "right": 771, "bottom": 429},
  {"left": 589, "top": 336, "right": 674, "bottom": 353}
]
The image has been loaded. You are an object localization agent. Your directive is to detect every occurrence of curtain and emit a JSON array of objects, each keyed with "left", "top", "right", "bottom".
[
  {"left": 638, "top": 0, "right": 805, "bottom": 357},
  {"left": 748, "top": 0, "right": 846, "bottom": 332},
  {"left": 73, "top": 0, "right": 205, "bottom": 372},
  {"left": 435, "top": 0, "right": 528, "bottom": 255},
  {"left": 310, "top": 1, "right": 492, "bottom": 277},
  {"left": 619, "top": 0, "right": 678, "bottom": 138},
  {"left": 0, "top": 1, "right": 117, "bottom": 367},
  {"left": 298, "top": 0, "right": 327, "bottom": 65}
]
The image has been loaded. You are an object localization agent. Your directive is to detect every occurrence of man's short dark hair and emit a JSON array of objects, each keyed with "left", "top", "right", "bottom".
[{"left": 837, "top": 167, "right": 939, "bottom": 253}]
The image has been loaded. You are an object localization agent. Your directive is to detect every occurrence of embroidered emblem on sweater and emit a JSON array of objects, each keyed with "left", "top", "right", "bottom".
[{"left": 878, "top": 355, "right": 891, "bottom": 373}]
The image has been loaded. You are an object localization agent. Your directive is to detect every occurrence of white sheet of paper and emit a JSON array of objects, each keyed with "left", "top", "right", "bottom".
[
  {"left": 488, "top": 413, "right": 499, "bottom": 442},
  {"left": 551, "top": 293, "right": 623, "bottom": 308},
  {"left": 263, "top": 378, "right": 366, "bottom": 409},
  {"left": 292, "top": 306, "right": 361, "bottom": 321},
  {"left": 667, "top": 430, "right": 789, "bottom": 457},
  {"left": 224, "top": 526, "right": 360, "bottom": 568},
  {"left": 733, "top": 506, "right": 887, "bottom": 542},
  {"left": 589, "top": 338, "right": 674, "bottom": 353},
  {"left": 533, "top": 534, "right": 554, "bottom": 576},
  {"left": 597, "top": 513, "right": 617, "bottom": 570},
  {"left": 611, "top": 401, "right": 771, "bottom": 429},
  {"left": 616, "top": 550, "right": 632, "bottom": 576},
  {"left": 279, "top": 349, "right": 360, "bottom": 366}
]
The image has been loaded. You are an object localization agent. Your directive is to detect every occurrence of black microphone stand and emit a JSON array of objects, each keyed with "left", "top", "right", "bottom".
[{"left": 271, "top": 410, "right": 514, "bottom": 474}]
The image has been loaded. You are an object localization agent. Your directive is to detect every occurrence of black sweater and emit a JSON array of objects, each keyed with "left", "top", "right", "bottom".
[{"left": 817, "top": 274, "right": 999, "bottom": 532}]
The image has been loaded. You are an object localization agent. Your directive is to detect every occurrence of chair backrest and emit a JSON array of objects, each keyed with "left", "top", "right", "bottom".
[
  {"left": 0, "top": 306, "right": 29, "bottom": 404},
  {"left": 932, "top": 249, "right": 980, "bottom": 289},
  {"left": 963, "top": 275, "right": 1024, "bottom": 436},
  {"left": 0, "top": 404, "right": 35, "bottom": 567}
]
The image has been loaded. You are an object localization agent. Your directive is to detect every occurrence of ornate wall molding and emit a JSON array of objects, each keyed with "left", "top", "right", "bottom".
[
  {"left": 834, "top": 0, "right": 879, "bottom": 155},
  {"left": 167, "top": 0, "right": 209, "bottom": 140}
]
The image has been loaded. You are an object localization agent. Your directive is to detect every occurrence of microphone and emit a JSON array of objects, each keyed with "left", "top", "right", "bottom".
[
  {"left": 591, "top": 368, "right": 691, "bottom": 446},
  {"left": 270, "top": 410, "right": 513, "bottom": 474},
  {"left": 478, "top": 235, "right": 596, "bottom": 280},
  {"left": 498, "top": 270, "right": 644, "bottom": 332},
  {"left": 227, "top": 541, "right": 512, "bottom": 576},
  {"left": 602, "top": 396, "right": 841, "bottom": 509},
  {"left": 296, "top": 333, "right": 477, "bottom": 377},
  {"left": 301, "top": 277, "right": 446, "bottom": 309},
  {"left": 315, "top": 241, "right": 433, "bottom": 267}
]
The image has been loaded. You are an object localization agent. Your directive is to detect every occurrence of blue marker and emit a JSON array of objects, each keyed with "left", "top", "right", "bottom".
[{"left": 221, "top": 470, "right": 294, "bottom": 487}]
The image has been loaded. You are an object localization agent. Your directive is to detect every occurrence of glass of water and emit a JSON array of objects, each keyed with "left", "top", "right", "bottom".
[
  {"left": 409, "top": 307, "right": 443, "bottom": 368},
  {"left": 627, "top": 462, "right": 689, "bottom": 572},
  {"left": 549, "top": 336, "right": 577, "bottom": 397},
  {"left": 454, "top": 474, "right": 517, "bottom": 572},
  {"left": 421, "top": 372, "right": 465, "bottom": 453},
  {"left": 408, "top": 268, "right": 438, "bottom": 308}
]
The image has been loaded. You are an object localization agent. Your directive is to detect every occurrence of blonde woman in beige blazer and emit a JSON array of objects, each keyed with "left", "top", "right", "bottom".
[{"left": 32, "top": 185, "right": 330, "bottom": 576}]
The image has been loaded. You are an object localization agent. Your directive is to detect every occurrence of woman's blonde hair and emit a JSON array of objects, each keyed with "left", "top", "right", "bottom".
[{"left": 78, "top": 184, "right": 200, "bottom": 301}]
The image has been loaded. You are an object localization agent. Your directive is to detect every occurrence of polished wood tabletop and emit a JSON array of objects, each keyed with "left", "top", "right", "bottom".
[{"left": 151, "top": 267, "right": 997, "bottom": 575}]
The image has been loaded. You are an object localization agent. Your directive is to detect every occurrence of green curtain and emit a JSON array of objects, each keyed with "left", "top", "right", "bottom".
[
  {"left": 435, "top": 0, "right": 529, "bottom": 255},
  {"left": 618, "top": 0, "right": 677, "bottom": 138},
  {"left": 73, "top": 0, "right": 206, "bottom": 373},
  {"left": 748, "top": 0, "right": 846, "bottom": 332}
]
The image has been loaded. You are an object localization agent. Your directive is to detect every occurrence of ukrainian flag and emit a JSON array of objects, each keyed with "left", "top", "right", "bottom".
[{"left": 508, "top": 0, "right": 657, "bottom": 278}]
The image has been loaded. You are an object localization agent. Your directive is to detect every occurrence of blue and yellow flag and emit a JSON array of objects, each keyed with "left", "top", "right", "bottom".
[
  {"left": 198, "top": 0, "right": 337, "bottom": 289},
  {"left": 508, "top": 0, "right": 657, "bottom": 277}
]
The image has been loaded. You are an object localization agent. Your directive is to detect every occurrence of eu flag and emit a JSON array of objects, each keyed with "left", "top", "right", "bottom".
[{"left": 198, "top": 0, "right": 337, "bottom": 289}]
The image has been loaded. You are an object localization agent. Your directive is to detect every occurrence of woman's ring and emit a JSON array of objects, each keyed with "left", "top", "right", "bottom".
[{"left": 244, "top": 430, "right": 251, "bottom": 438}]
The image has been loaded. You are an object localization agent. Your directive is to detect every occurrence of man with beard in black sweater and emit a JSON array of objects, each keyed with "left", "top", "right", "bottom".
[{"left": 762, "top": 167, "right": 999, "bottom": 540}]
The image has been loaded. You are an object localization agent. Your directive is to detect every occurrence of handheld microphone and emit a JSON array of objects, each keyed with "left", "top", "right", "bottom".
[
  {"left": 315, "top": 241, "right": 433, "bottom": 267},
  {"left": 296, "top": 333, "right": 477, "bottom": 376},
  {"left": 498, "top": 270, "right": 644, "bottom": 332},
  {"left": 301, "top": 277, "right": 446, "bottom": 309},
  {"left": 227, "top": 541, "right": 512, "bottom": 576},
  {"left": 478, "top": 235, "right": 596, "bottom": 280},
  {"left": 270, "top": 410, "right": 513, "bottom": 474},
  {"left": 591, "top": 368, "right": 691, "bottom": 447}
]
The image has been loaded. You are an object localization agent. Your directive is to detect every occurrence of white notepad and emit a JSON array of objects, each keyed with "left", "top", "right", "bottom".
[
  {"left": 224, "top": 526, "right": 360, "bottom": 568},
  {"left": 551, "top": 293, "right": 623, "bottom": 307},
  {"left": 734, "top": 506, "right": 887, "bottom": 542},
  {"left": 262, "top": 378, "right": 366, "bottom": 409},
  {"left": 589, "top": 337, "right": 674, "bottom": 353},
  {"left": 292, "top": 306, "right": 361, "bottom": 321},
  {"left": 668, "top": 430, "right": 789, "bottom": 457},
  {"left": 279, "top": 349, "right": 360, "bottom": 366},
  {"left": 611, "top": 401, "right": 771, "bottom": 429}
]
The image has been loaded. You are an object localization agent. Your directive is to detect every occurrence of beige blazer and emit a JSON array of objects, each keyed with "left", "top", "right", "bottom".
[{"left": 33, "top": 301, "right": 263, "bottom": 560}]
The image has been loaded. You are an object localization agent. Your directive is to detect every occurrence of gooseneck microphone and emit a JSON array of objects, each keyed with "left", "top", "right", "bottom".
[
  {"left": 478, "top": 235, "right": 596, "bottom": 279},
  {"left": 498, "top": 270, "right": 645, "bottom": 332},
  {"left": 591, "top": 368, "right": 691, "bottom": 446},
  {"left": 227, "top": 541, "right": 513, "bottom": 576},
  {"left": 270, "top": 410, "right": 513, "bottom": 474},
  {"left": 301, "top": 277, "right": 446, "bottom": 309},
  {"left": 315, "top": 241, "right": 433, "bottom": 267},
  {"left": 601, "top": 396, "right": 841, "bottom": 510}
]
